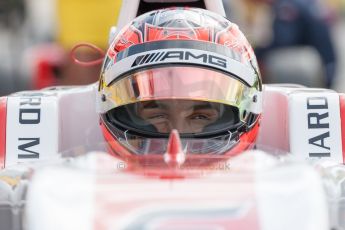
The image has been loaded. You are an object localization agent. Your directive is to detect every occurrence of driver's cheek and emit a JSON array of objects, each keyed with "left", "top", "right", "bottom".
[{"left": 153, "top": 122, "right": 171, "bottom": 133}]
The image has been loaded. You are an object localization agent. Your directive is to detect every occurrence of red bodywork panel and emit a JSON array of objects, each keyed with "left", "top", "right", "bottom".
[{"left": 0, "top": 97, "right": 7, "bottom": 169}]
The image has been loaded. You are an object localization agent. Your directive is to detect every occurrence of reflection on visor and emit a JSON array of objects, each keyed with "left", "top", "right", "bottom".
[
  {"left": 103, "top": 66, "right": 252, "bottom": 109},
  {"left": 116, "top": 132, "right": 238, "bottom": 155}
]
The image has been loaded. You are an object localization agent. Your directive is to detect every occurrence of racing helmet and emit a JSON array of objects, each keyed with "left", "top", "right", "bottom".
[{"left": 98, "top": 8, "right": 262, "bottom": 158}]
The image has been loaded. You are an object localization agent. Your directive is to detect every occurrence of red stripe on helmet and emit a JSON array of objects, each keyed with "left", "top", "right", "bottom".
[
  {"left": 100, "top": 121, "right": 134, "bottom": 159},
  {"left": 0, "top": 97, "right": 7, "bottom": 169},
  {"left": 223, "top": 117, "right": 261, "bottom": 157}
]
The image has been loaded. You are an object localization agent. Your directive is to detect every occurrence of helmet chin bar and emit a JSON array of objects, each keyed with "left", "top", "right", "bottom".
[{"left": 164, "top": 129, "right": 186, "bottom": 167}]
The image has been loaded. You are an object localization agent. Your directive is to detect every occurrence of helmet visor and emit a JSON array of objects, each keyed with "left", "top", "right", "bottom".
[
  {"left": 103, "top": 66, "right": 257, "bottom": 137},
  {"left": 103, "top": 66, "right": 253, "bottom": 110}
]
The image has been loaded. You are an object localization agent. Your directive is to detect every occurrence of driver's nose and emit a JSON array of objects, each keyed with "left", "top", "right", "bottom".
[{"left": 169, "top": 118, "right": 192, "bottom": 134}]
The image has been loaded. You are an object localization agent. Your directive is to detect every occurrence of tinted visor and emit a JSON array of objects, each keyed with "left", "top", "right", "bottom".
[{"left": 108, "top": 99, "right": 241, "bottom": 137}]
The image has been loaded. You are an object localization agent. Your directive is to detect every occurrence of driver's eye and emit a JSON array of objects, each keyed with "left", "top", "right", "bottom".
[
  {"left": 149, "top": 114, "right": 165, "bottom": 119},
  {"left": 148, "top": 114, "right": 168, "bottom": 121}
]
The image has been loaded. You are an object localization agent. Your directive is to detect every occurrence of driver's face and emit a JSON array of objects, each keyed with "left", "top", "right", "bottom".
[{"left": 137, "top": 100, "right": 220, "bottom": 134}]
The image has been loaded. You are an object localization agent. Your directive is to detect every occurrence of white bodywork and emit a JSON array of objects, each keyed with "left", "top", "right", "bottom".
[
  {"left": 1, "top": 83, "right": 343, "bottom": 229},
  {"left": 3, "top": 83, "right": 343, "bottom": 166},
  {"left": 0, "top": 0, "right": 344, "bottom": 229},
  {"left": 25, "top": 151, "right": 329, "bottom": 230}
]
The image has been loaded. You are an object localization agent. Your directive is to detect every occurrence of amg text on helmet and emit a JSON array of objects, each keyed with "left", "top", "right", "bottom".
[{"left": 131, "top": 51, "right": 227, "bottom": 69}]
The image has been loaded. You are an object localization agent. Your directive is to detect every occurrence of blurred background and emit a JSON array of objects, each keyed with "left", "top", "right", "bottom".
[
  {"left": 0, "top": 0, "right": 121, "bottom": 96},
  {"left": 0, "top": 0, "right": 344, "bottom": 96},
  {"left": 224, "top": 0, "right": 345, "bottom": 91}
]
